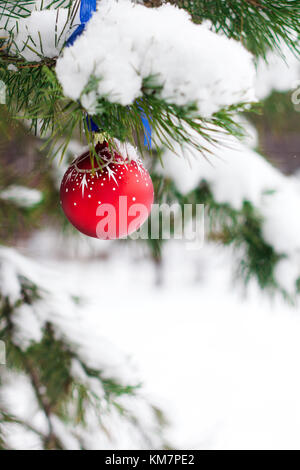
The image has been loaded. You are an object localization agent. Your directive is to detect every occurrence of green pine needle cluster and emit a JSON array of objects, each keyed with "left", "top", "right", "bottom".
[
  {"left": 0, "top": 0, "right": 264, "bottom": 157},
  {"left": 0, "top": 272, "right": 157, "bottom": 450},
  {"left": 0, "top": 0, "right": 298, "bottom": 158},
  {"left": 0, "top": 0, "right": 297, "bottom": 156},
  {"left": 148, "top": 173, "right": 294, "bottom": 301}
]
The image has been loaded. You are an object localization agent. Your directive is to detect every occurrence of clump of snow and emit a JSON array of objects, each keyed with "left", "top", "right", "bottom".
[
  {"left": 157, "top": 124, "right": 300, "bottom": 292},
  {"left": 256, "top": 43, "right": 300, "bottom": 100},
  {"left": 114, "top": 139, "right": 140, "bottom": 162},
  {"left": 80, "top": 91, "right": 98, "bottom": 116},
  {"left": 260, "top": 184, "right": 300, "bottom": 256},
  {"left": 0, "top": 372, "right": 45, "bottom": 429},
  {"left": 12, "top": 304, "right": 44, "bottom": 351},
  {"left": 56, "top": 0, "right": 255, "bottom": 115},
  {"left": 0, "top": 185, "right": 43, "bottom": 208},
  {"left": 157, "top": 128, "right": 283, "bottom": 205},
  {"left": 0, "top": 246, "right": 164, "bottom": 449},
  {"left": 0, "top": 80, "right": 6, "bottom": 104},
  {"left": 24, "top": 228, "right": 113, "bottom": 260},
  {"left": 7, "top": 64, "right": 18, "bottom": 72},
  {"left": 3, "top": 9, "right": 73, "bottom": 62},
  {"left": 0, "top": 257, "right": 21, "bottom": 304}
]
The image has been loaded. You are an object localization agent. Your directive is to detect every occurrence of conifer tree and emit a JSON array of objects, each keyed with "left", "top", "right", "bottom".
[{"left": 0, "top": 0, "right": 299, "bottom": 450}]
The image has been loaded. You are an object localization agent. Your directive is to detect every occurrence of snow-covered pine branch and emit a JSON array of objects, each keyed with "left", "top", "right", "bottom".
[
  {"left": 156, "top": 121, "right": 300, "bottom": 297},
  {"left": 0, "top": 247, "right": 165, "bottom": 450},
  {"left": 0, "top": 6, "right": 76, "bottom": 61},
  {"left": 56, "top": 0, "right": 255, "bottom": 115},
  {"left": 2, "top": 0, "right": 255, "bottom": 115},
  {"left": 0, "top": 185, "right": 42, "bottom": 208}
]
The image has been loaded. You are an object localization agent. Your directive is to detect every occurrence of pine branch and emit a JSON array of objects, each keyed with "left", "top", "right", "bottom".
[
  {"left": 149, "top": 173, "right": 294, "bottom": 301},
  {"left": 0, "top": 0, "right": 73, "bottom": 19},
  {"left": 0, "top": 259, "right": 165, "bottom": 450},
  {"left": 0, "top": 411, "right": 47, "bottom": 440},
  {"left": 23, "top": 355, "right": 63, "bottom": 449},
  {"left": 0, "top": 1, "right": 35, "bottom": 20},
  {"left": 0, "top": 50, "right": 254, "bottom": 160},
  {"left": 144, "top": 0, "right": 300, "bottom": 57},
  {"left": 0, "top": 0, "right": 298, "bottom": 156}
]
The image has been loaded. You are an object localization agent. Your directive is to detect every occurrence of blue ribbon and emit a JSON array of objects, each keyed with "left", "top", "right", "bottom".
[
  {"left": 139, "top": 106, "right": 152, "bottom": 150},
  {"left": 66, "top": 0, "right": 96, "bottom": 46},
  {"left": 66, "top": 0, "right": 152, "bottom": 148},
  {"left": 79, "top": 0, "right": 97, "bottom": 23}
]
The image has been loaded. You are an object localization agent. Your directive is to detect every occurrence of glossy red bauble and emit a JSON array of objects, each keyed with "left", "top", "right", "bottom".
[{"left": 60, "top": 142, "right": 154, "bottom": 239}]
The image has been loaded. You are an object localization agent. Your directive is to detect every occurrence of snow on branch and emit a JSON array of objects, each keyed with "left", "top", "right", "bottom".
[
  {"left": 0, "top": 185, "right": 43, "bottom": 208},
  {"left": 56, "top": 0, "right": 255, "bottom": 116},
  {"left": 2, "top": 8, "right": 74, "bottom": 62},
  {"left": 0, "top": 245, "right": 133, "bottom": 374},
  {"left": 0, "top": 246, "right": 164, "bottom": 449},
  {"left": 158, "top": 125, "right": 300, "bottom": 295}
]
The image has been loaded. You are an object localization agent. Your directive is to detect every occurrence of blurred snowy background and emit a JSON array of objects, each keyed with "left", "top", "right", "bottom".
[{"left": 1, "top": 37, "right": 300, "bottom": 450}]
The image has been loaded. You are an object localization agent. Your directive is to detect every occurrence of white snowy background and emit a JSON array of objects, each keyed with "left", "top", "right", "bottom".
[{"left": 8, "top": 224, "right": 300, "bottom": 450}]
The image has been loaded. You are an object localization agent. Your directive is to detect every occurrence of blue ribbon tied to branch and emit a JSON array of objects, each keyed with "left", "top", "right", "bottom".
[
  {"left": 66, "top": 0, "right": 152, "bottom": 149},
  {"left": 66, "top": 0, "right": 96, "bottom": 46}
]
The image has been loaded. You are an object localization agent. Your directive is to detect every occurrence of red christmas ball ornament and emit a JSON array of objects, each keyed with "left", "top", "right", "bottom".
[{"left": 60, "top": 141, "right": 154, "bottom": 239}]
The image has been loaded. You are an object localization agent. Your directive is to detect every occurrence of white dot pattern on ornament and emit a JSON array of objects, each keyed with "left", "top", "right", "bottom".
[{"left": 62, "top": 150, "right": 151, "bottom": 211}]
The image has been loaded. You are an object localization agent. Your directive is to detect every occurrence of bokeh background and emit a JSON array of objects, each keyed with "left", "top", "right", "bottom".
[{"left": 0, "top": 44, "right": 300, "bottom": 450}]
